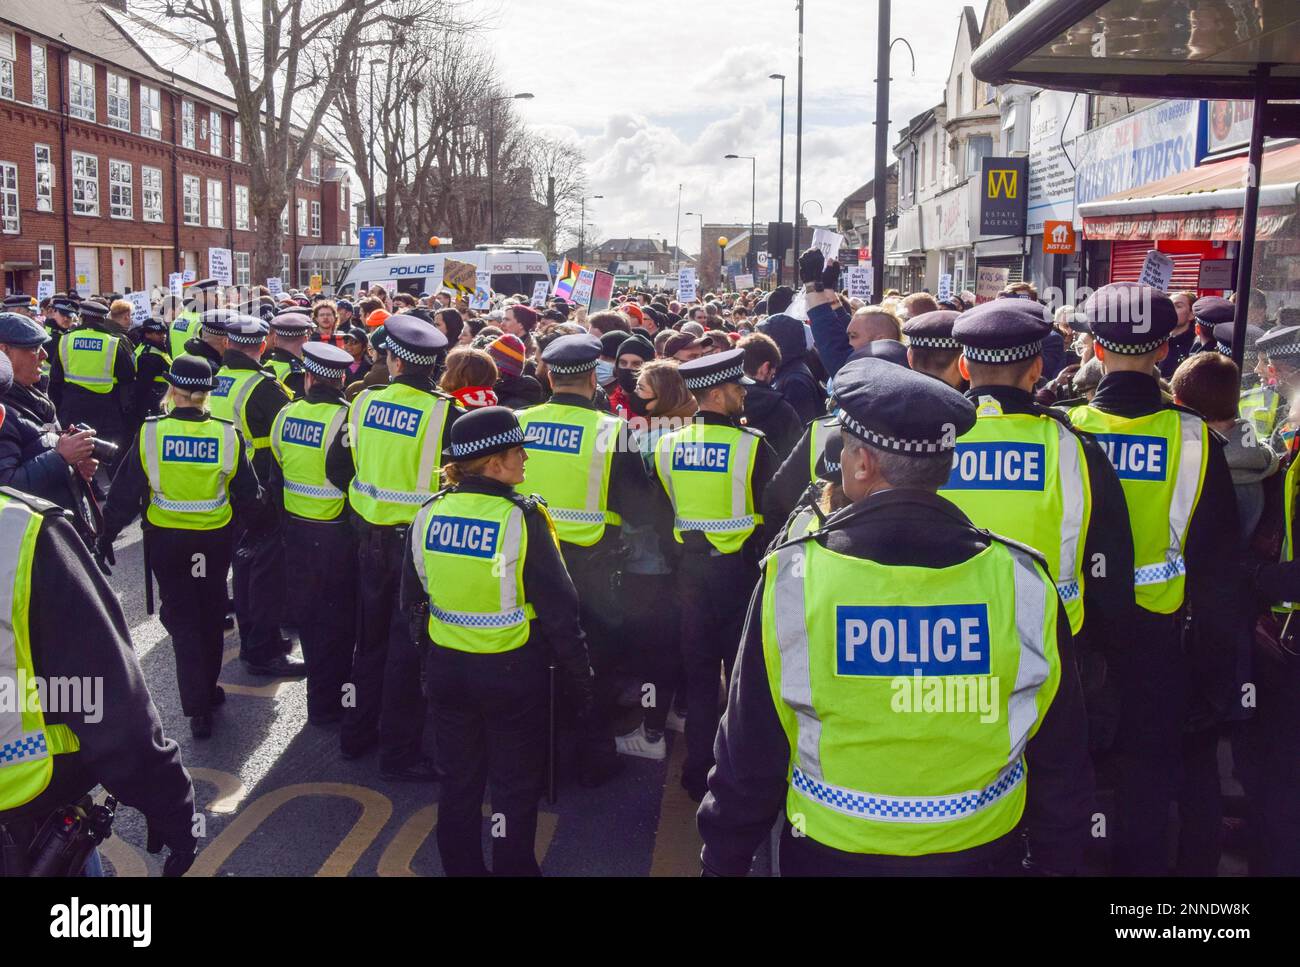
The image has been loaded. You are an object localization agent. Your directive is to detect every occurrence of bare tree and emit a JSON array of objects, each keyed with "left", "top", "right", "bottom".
[
  {"left": 139, "top": 0, "right": 455, "bottom": 281},
  {"left": 526, "top": 135, "right": 586, "bottom": 259}
]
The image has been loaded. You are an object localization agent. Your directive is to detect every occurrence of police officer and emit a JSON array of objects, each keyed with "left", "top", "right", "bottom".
[
  {"left": 902, "top": 309, "right": 965, "bottom": 388},
  {"left": 345, "top": 315, "right": 457, "bottom": 778},
  {"left": 132, "top": 316, "right": 172, "bottom": 426},
  {"left": 1067, "top": 282, "right": 1241, "bottom": 876},
  {"left": 1214, "top": 319, "right": 1276, "bottom": 443},
  {"left": 0, "top": 482, "right": 199, "bottom": 876},
  {"left": 943, "top": 298, "right": 1135, "bottom": 652},
  {"left": 268, "top": 343, "right": 356, "bottom": 726},
  {"left": 49, "top": 300, "right": 136, "bottom": 469},
  {"left": 1253, "top": 323, "right": 1300, "bottom": 454},
  {"left": 698, "top": 357, "right": 1093, "bottom": 875},
  {"left": 185, "top": 310, "right": 229, "bottom": 374},
  {"left": 209, "top": 314, "right": 303, "bottom": 677},
  {"left": 653, "top": 347, "right": 778, "bottom": 801},
  {"left": 400, "top": 406, "right": 595, "bottom": 874},
  {"left": 2, "top": 293, "right": 36, "bottom": 318},
  {"left": 169, "top": 278, "right": 219, "bottom": 358},
  {"left": 263, "top": 312, "right": 311, "bottom": 399},
  {"left": 516, "top": 333, "right": 648, "bottom": 784},
  {"left": 100, "top": 355, "right": 260, "bottom": 739}
]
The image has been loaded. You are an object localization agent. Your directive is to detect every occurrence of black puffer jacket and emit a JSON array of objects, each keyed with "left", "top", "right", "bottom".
[{"left": 741, "top": 380, "right": 803, "bottom": 460}]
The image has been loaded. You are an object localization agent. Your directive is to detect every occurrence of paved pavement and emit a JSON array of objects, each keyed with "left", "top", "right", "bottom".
[{"left": 97, "top": 521, "right": 765, "bottom": 877}]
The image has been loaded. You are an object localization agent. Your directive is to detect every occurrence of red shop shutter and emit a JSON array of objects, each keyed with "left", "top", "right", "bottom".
[{"left": 1109, "top": 240, "right": 1149, "bottom": 283}]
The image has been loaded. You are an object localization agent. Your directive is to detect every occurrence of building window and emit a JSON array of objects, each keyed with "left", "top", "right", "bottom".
[
  {"left": 235, "top": 184, "right": 249, "bottom": 231},
  {"left": 964, "top": 135, "right": 993, "bottom": 179},
  {"left": 107, "top": 73, "right": 131, "bottom": 131},
  {"left": 232, "top": 119, "right": 242, "bottom": 162},
  {"left": 109, "top": 160, "right": 133, "bottom": 219},
  {"left": 209, "top": 109, "right": 222, "bottom": 156},
  {"left": 280, "top": 203, "right": 288, "bottom": 232},
  {"left": 0, "top": 162, "right": 18, "bottom": 233},
  {"left": 142, "top": 165, "right": 163, "bottom": 222},
  {"left": 183, "top": 174, "right": 201, "bottom": 225},
  {"left": 69, "top": 58, "right": 95, "bottom": 120},
  {"left": 234, "top": 251, "right": 250, "bottom": 286},
  {"left": 30, "top": 44, "right": 47, "bottom": 108},
  {"left": 0, "top": 30, "right": 13, "bottom": 100},
  {"left": 206, "top": 179, "right": 223, "bottom": 228},
  {"left": 72, "top": 152, "right": 99, "bottom": 216},
  {"left": 140, "top": 85, "right": 161, "bottom": 139},
  {"left": 281, "top": 252, "right": 290, "bottom": 284},
  {"left": 181, "top": 100, "right": 195, "bottom": 149},
  {"left": 310, "top": 200, "right": 320, "bottom": 236},
  {"left": 34, "top": 144, "right": 53, "bottom": 212},
  {"left": 296, "top": 198, "right": 307, "bottom": 235},
  {"left": 38, "top": 245, "right": 55, "bottom": 285}
]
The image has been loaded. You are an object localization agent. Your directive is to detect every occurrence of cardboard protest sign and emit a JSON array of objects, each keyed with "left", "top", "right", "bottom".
[{"left": 975, "top": 266, "right": 1010, "bottom": 304}]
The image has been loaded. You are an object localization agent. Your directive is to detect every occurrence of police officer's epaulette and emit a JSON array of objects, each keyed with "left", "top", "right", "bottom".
[
  {"left": 803, "top": 412, "right": 836, "bottom": 429},
  {"left": 975, "top": 526, "right": 1050, "bottom": 573},
  {"left": 289, "top": 357, "right": 305, "bottom": 373},
  {"left": 508, "top": 492, "right": 548, "bottom": 513},
  {"left": 0, "top": 486, "right": 70, "bottom": 519},
  {"left": 207, "top": 415, "right": 237, "bottom": 426},
  {"left": 738, "top": 423, "right": 767, "bottom": 438}
]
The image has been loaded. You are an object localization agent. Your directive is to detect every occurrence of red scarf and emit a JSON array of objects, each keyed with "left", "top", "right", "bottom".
[{"left": 453, "top": 386, "right": 499, "bottom": 409}]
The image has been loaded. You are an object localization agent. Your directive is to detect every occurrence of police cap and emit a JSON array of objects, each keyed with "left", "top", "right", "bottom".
[
  {"left": 1193, "top": 296, "right": 1234, "bottom": 327},
  {"left": 831, "top": 356, "right": 975, "bottom": 454},
  {"left": 199, "top": 309, "right": 232, "bottom": 337},
  {"left": 679, "top": 347, "right": 745, "bottom": 390},
  {"left": 270, "top": 312, "right": 313, "bottom": 337},
  {"left": 77, "top": 301, "right": 110, "bottom": 324},
  {"left": 1256, "top": 324, "right": 1300, "bottom": 360},
  {"left": 164, "top": 354, "right": 219, "bottom": 391},
  {"left": 223, "top": 313, "right": 269, "bottom": 345},
  {"left": 444, "top": 405, "right": 525, "bottom": 462},
  {"left": 384, "top": 314, "right": 448, "bottom": 365},
  {"left": 815, "top": 421, "right": 843, "bottom": 481},
  {"left": 1214, "top": 322, "right": 1263, "bottom": 357},
  {"left": 1083, "top": 282, "right": 1177, "bottom": 355},
  {"left": 302, "top": 342, "right": 353, "bottom": 380},
  {"left": 141, "top": 316, "right": 168, "bottom": 334},
  {"left": 542, "top": 334, "right": 603, "bottom": 375},
  {"left": 2, "top": 293, "right": 36, "bottom": 311},
  {"left": 50, "top": 296, "right": 80, "bottom": 316},
  {"left": 951, "top": 299, "right": 1052, "bottom": 363},
  {"left": 188, "top": 278, "right": 220, "bottom": 291},
  {"left": 0, "top": 311, "right": 50, "bottom": 347},
  {"left": 903, "top": 310, "right": 962, "bottom": 351}
]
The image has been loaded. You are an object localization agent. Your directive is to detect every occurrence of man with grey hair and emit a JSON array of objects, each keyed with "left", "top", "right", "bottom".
[{"left": 699, "top": 355, "right": 1092, "bottom": 876}]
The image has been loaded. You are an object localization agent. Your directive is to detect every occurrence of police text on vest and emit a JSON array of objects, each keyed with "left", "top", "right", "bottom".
[
  {"left": 363, "top": 401, "right": 423, "bottom": 437},
  {"left": 837, "top": 604, "right": 991, "bottom": 676},
  {"left": 162, "top": 436, "right": 219, "bottom": 463},
  {"left": 524, "top": 422, "right": 584, "bottom": 454},
  {"left": 946, "top": 442, "right": 1046, "bottom": 491},
  {"left": 672, "top": 442, "right": 730, "bottom": 472},
  {"left": 281, "top": 417, "right": 325, "bottom": 447},
  {"left": 425, "top": 515, "right": 500, "bottom": 559},
  {"left": 1093, "top": 433, "right": 1168, "bottom": 481}
]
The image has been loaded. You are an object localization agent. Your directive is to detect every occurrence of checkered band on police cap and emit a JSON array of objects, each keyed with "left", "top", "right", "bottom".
[
  {"left": 681, "top": 359, "right": 744, "bottom": 390},
  {"left": 386, "top": 334, "right": 441, "bottom": 366},
  {"left": 906, "top": 335, "right": 960, "bottom": 350},
  {"left": 302, "top": 354, "right": 348, "bottom": 380},
  {"left": 1092, "top": 333, "right": 1168, "bottom": 356},
  {"left": 450, "top": 426, "right": 524, "bottom": 459},
  {"left": 167, "top": 369, "right": 213, "bottom": 388},
  {"left": 960, "top": 339, "right": 1044, "bottom": 364},
  {"left": 547, "top": 357, "right": 598, "bottom": 376},
  {"left": 226, "top": 325, "right": 266, "bottom": 346},
  {"left": 836, "top": 408, "right": 953, "bottom": 454}
]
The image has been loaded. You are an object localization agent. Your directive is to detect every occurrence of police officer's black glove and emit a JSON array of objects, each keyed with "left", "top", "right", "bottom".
[
  {"left": 93, "top": 534, "right": 116, "bottom": 577},
  {"left": 146, "top": 819, "right": 198, "bottom": 878},
  {"left": 820, "top": 259, "right": 841, "bottom": 292},
  {"left": 798, "top": 248, "right": 825, "bottom": 287}
]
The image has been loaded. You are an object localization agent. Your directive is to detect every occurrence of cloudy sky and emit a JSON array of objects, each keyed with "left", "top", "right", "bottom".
[{"left": 488, "top": 0, "right": 979, "bottom": 255}]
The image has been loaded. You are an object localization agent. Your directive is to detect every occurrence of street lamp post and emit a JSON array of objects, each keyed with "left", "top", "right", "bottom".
[
  {"left": 487, "top": 92, "right": 533, "bottom": 244},
  {"left": 794, "top": 0, "right": 805, "bottom": 261},
  {"left": 717, "top": 236, "right": 729, "bottom": 290},
  {"left": 769, "top": 73, "right": 786, "bottom": 286},
  {"left": 367, "top": 58, "right": 384, "bottom": 230},
  {"left": 579, "top": 195, "right": 603, "bottom": 263},
  {"left": 724, "top": 154, "right": 756, "bottom": 276}
]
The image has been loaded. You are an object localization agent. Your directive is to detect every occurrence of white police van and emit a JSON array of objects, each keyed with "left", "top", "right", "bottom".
[{"left": 334, "top": 246, "right": 551, "bottom": 300}]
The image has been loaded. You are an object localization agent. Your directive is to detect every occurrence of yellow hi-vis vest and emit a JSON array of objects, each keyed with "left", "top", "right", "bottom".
[
  {"left": 808, "top": 415, "right": 838, "bottom": 482},
  {"left": 134, "top": 342, "right": 172, "bottom": 384},
  {"left": 58, "top": 328, "right": 121, "bottom": 394},
  {"left": 409, "top": 490, "right": 537, "bottom": 653},
  {"left": 270, "top": 399, "right": 348, "bottom": 521},
  {"left": 348, "top": 383, "right": 453, "bottom": 526},
  {"left": 1274, "top": 453, "right": 1300, "bottom": 613},
  {"left": 1069, "top": 404, "right": 1207, "bottom": 614},
  {"left": 939, "top": 399, "right": 1092, "bottom": 635},
  {"left": 654, "top": 422, "right": 763, "bottom": 555},
  {"left": 139, "top": 416, "right": 239, "bottom": 530},
  {"left": 0, "top": 493, "right": 80, "bottom": 811},
  {"left": 761, "top": 518, "right": 1060, "bottom": 856},
  {"left": 169, "top": 310, "right": 201, "bottom": 359},
  {"left": 516, "top": 401, "right": 624, "bottom": 546},
  {"left": 208, "top": 366, "right": 278, "bottom": 451},
  {"left": 1240, "top": 384, "right": 1280, "bottom": 442}
]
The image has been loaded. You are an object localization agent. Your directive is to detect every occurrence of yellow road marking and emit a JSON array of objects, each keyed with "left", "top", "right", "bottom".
[
  {"left": 190, "top": 766, "right": 247, "bottom": 814},
  {"left": 648, "top": 736, "right": 702, "bottom": 877},
  {"left": 218, "top": 646, "right": 292, "bottom": 698},
  {"left": 377, "top": 804, "right": 561, "bottom": 876}
]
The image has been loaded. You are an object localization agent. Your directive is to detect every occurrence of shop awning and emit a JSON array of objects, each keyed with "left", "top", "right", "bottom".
[
  {"left": 970, "top": 0, "right": 1300, "bottom": 100},
  {"left": 1079, "top": 141, "right": 1300, "bottom": 240},
  {"left": 974, "top": 236, "right": 1026, "bottom": 258},
  {"left": 298, "top": 245, "right": 356, "bottom": 262}
]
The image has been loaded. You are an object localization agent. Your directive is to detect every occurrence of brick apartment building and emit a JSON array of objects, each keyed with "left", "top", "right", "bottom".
[{"left": 0, "top": 1, "right": 351, "bottom": 298}]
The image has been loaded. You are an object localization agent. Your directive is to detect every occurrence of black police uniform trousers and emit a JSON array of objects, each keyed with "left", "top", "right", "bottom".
[
  {"left": 58, "top": 385, "right": 128, "bottom": 476},
  {"left": 283, "top": 514, "right": 356, "bottom": 722},
  {"left": 425, "top": 642, "right": 548, "bottom": 876},
  {"left": 678, "top": 548, "right": 754, "bottom": 797},
  {"left": 1108, "top": 610, "right": 1189, "bottom": 876},
  {"left": 1238, "top": 643, "right": 1300, "bottom": 875},
  {"left": 625, "top": 571, "right": 683, "bottom": 733},
  {"left": 231, "top": 516, "right": 288, "bottom": 664},
  {"left": 343, "top": 519, "right": 426, "bottom": 766},
  {"left": 562, "top": 545, "right": 622, "bottom": 772},
  {"left": 147, "top": 524, "right": 235, "bottom": 717}
]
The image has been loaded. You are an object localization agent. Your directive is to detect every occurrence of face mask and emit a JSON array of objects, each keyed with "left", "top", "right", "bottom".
[
  {"left": 628, "top": 391, "right": 654, "bottom": 416},
  {"left": 615, "top": 367, "right": 638, "bottom": 393},
  {"left": 595, "top": 360, "right": 615, "bottom": 385}
]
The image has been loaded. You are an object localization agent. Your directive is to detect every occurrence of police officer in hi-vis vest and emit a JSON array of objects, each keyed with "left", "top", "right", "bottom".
[
  {"left": 941, "top": 299, "right": 1136, "bottom": 747},
  {"left": 131, "top": 316, "right": 172, "bottom": 428},
  {"left": 345, "top": 314, "right": 457, "bottom": 779},
  {"left": 0, "top": 482, "right": 200, "bottom": 876},
  {"left": 185, "top": 310, "right": 230, "bottom": 374},
  {"left": 263, "top": 312, "right": 311, "bottom": 400},
  {"left": 516, "top": 333, "right": 649, "bottom": 786},
  {"left": 169, "top": 277, "right": 220, "bottom": 359},
  {"left": 699, "top": 357, "right": 1093, "bottom": 876},
  {"left": 1067, "top": 282, "right": 1241, "bottom": 876},
  {"left": 269, "top": 343, "right": 356, "bottom": 726},
  {"left": 210, "top": 314, "right": 304, "bottom": 678},
  {"left": 100, "top": 355, "right": 260, "bottom": 740},
  {"left": 902, "top": 309, "right": 966, "bottom": 388},
  {"left": 1212, "top": 319, "right": 1277, "bottom": 444},
  {"left": 399, "top": 406, "right": 595, "bottom": 875},
  {"left": 42, "top": 296, "right": 80, "bottom": 383},
  {"left": 49, "top": 300, "right": 136, "bottom": 470},
  {"left": 653, "top": 347, "right": 778, "bottom": 801}
]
